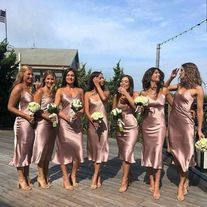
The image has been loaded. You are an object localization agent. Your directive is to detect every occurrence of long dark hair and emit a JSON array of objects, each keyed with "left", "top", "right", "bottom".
[
  {"left": 61, "top": 68, "right": 78, "bottom": 87},
  {"left": 180, "top": 62, "right": 203, "bottom": 89},
  {"left": 88, "top": 71, "right": 105, "bottom": 91},
  {"left": 142, "top": 67, "right": 164, "bottom": 96}
]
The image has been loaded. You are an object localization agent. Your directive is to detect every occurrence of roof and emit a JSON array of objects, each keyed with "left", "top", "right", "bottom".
[{"left": 14, "top": 48, "right": 79, "bottom": 66}]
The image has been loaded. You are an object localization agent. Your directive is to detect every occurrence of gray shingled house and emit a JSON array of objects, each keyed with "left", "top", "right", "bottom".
[{"left": 14, "top": 47, "right": 79, "bottom": 81}]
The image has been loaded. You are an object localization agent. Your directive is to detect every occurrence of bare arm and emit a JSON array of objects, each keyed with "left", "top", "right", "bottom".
[
  {"left": 164, "top": 68, "right": 179, "bottom": 87},
  {"left": 196, "top": 86, "right": 205, "bottom": 139},
  {"left": 168, "top": 84, "right": 179, "bottom": 92},
  {"left": 112, "top": 95, "right": 118, "bottom": 109},
  {"left": 54, "top": 88, "right": 69, "bottom": 122},
  {"left": 84, "top": 92, "right": 93, "bottom": 124},
  {"left": 7, "top": 85, "right": 32, "bottom": 122},
  {"left": 163, "top": 87, "right": 173, "bottom": 107},
  {"left": 93, "top": 77, "right": 110, "bottom": 102},
  {"left": 118, "top": 87, "right": 136, "bottom": 109}
]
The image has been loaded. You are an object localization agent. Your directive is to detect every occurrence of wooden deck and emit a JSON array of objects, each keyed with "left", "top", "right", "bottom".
[{"left": 0, "top": 130, "right": 206, "bottom": 207}]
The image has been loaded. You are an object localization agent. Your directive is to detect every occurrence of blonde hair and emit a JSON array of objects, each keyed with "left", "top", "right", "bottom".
[{"left": 12, "top": 65, "right": 33, "bottom": 89}]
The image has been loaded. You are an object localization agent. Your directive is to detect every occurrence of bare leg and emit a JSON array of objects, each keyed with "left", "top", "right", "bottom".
[
  {"left": 17, "top": 167, "right": 31, "bottom": 191},
  {"left": 147, "top": 167, "right": 154, "bottom": 193},
  {"left": 37, "top": 161, "right": 49, "bottom": 188},
  {"left": 70, "top": 160, "right": 80, "bottom": 187},
  {"left": 153, "top": 169, "right": 161, "bottom": 200},
  {"left": 60, "top": 164, "right": 73, "bottom": 190},
  {"left": 119, "top": 161, "right": 130, "bottom": 193},
  {"left": 23, "top": 165, "right": 33, "bottom": 187},
  {"left": 177, "top": 170, "right": 187, "bottom": 201},
  {"left": 44, "top": 161, "right": 50, "bottom": 184},
  {"left": 91, "top": 162, "right": 101, "bottom": 189}
]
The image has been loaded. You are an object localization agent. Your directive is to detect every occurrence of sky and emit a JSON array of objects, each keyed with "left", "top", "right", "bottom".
[{"left": 0, "top": 0, "right": 207, "bottom": 90}]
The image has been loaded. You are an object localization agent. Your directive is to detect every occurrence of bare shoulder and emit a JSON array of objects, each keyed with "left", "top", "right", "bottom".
[
  {"left": 35, "top": 87, "right": 44, "bottom": 95},
  {"left": 77, "top": 87, "right": 84, "bottom": 94},
  {"left": 12, "top": 83, "right": 24, "bottom": 94},
  {"left": 140, "top": 90, "right": 147, "bottom": 96},
  {"left": 84, "top": 91, "right": 91, "bottom": 97},
  {"left": 195, "top": 85, "right": 204, "bottom": 94},
  {"left": 162, "top": 87, "right": 169, "bottom": 95}
]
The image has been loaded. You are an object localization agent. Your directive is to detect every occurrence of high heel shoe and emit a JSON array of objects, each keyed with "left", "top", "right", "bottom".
[
  {"left": 69, "top": 174, "right": 79, "bottom": 188},
  {"left": 97, "top": 176, "right": 102, "bottom": 188},
  {"left": 37, "top": 178, "right": 50, "bottom": 189},
  {"left": 17, "top": 181, "right": 31, "bottom": 191},
  {"left": 90, "top": 176, "right": 98, "bottom": 190},
  {"left": 63, "top": 181, "right": 74, "bottom": 191},
  {"left": 118, "top": 178, "right": 129, "bottom": 193},
  {"left": 184, "top": 179, "right": 189, "bottom": 195}
]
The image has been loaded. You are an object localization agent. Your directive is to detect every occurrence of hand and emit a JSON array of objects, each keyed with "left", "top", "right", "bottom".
[
  {"left": 170, "top": 68, "right": 179, "bottom": 79},
  {"left": 118, "top": 87, "right": 127, "bottom": 96},
  {"left": 26, "top": 114, "right": 34, "bottom": 124},
  {"left": 135, "top": 105, "right": 144, "bottom": 113},
  {"left": 198, "top": 130, "right": 205, "bottom": 140},
  {"left": 93, "top": 77, "right": 100, "bottom": 87}
]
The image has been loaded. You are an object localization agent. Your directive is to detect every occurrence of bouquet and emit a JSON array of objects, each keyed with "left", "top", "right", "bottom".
[
  {"left": 195, "top": 138, "right": 207, "bottom": 152},
  {"left": 47, "top": 103, "right": 59, "bottom": 127},
  {"left": 111, "top": 108, "right": 125, "bottom": 132},
  {"left": 70, "top": 99, "right": 83, "bottom": 122},
  {"left": 27, "top": 102, "right": 40, "bottom": 117},
  {"left": 134, "top": 96, "right": 149, "bottom": 123},
  {"left": 91, "top": 112, "right": 104, "bottom": 124}
]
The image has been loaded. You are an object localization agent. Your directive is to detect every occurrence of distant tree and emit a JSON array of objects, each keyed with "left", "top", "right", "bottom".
[
  {"left": 106, "top": 61, "right": 124, "bottom": 137},
  {"left": 0, "top": 40, "right": 18, "bottom": 127},
  {"left": 77, "top": 63, "right": 91, "bottom": 91},
  {"left": 76, "top": 63, "right": 91, "bottom": 133}
]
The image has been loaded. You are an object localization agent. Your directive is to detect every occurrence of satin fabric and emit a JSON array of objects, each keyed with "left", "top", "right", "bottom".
[
  {"left": 9, "top": 91, "right": 35, "bottom": 167},
  {"left": 141, "top": 94, "right": 166, "bottom": 169},
  {"left": 169, "top": 91, "right": 195, "bottom": 172},
  {"left": 116, "top": 99, "right": 138, "bottom": 163},
  {"left": 53, "top": 93, "right": 84, "bottom": 164},
  {"left": 87, "top": 96, "right": 109, "bottom": 163},
  {"left": 32, "top": 94, "right": 57, "bottom": 163}
]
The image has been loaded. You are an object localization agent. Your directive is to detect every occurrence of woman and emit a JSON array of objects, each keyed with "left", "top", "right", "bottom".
[
  {"left": 112, "top": 75, "right": 138, "bottom": 193},
  {"left": 53, "top": 68, "right": 84, "bottom": 190},
  {"left": 140, "top": 67, "right": 172, "bottom": 200},
  {"left": 7, "top": 65, "right": 35, "bottom": 191},
  {"left": 32, "top": 70, "right": 57, "bottom": 188},
  {"left": 85, "top": 71, "right": 110, "bottom": 189},
  {"left": 168, "top": 62, "right": 204, "bottom": 201}
]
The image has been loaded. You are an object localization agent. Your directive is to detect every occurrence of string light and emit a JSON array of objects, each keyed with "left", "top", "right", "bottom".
[{"left": 159, "top": 19, "right": 207, "bottom": 46}]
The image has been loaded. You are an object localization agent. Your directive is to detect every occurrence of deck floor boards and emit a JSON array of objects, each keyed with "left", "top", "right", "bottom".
[{"left": 0, "top": 130, "right": 206, "bottom": 207}]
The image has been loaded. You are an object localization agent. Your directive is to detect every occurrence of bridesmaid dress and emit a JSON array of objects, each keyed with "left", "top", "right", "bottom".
[
  {"left": 116, "top": 99, "right": 138, "bottom": 163},
  {"left": 53, "top": 93, "right": 84, "bottom": 164},
  {"left": 32, "top": 94, "right": 57, "bottom": 163},
  {"left": 141, "top": 94, "right": 166, "bottom": 169},
  {"left": 87, "top": 95, "right": 109, "bottom": 163},
  {"left": 10, "top": 91, "right": 35, "bottom": 167},
  {"left": 169, "top": 90, "right": 195, "bottom": 172}
]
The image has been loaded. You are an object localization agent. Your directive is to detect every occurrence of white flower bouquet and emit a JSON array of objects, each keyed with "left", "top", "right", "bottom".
[
  {"left": 111, "top": 108, "right": 125, "bottom": 132},
  {"left": 47, "top": 103, "right": 59, "bottom": 127},
  {"left": 134, "top": 96, "right": 149, "bottom": 123},
  {"left": 91, "top": 112, "right": 104, "bottom": 124},
  {"left": 195, "top": 138, "right": 207, "bottom": 152},
  {"left": 27, "top": 102, "right": 40, "bottom": 116},
  {"left": 70, "top": 99, "right": 83, "bottom": 122}
]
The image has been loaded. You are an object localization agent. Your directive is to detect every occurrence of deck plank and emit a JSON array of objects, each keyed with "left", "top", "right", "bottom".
[{"left": 0, "top": 130, "right": 206, "bottom": 207}]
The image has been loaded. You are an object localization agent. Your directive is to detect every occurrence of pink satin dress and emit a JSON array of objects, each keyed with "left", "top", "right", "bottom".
[
  {"left": 9, "top": 91, "right": 35, "bottom": 167},
  {"left": 116, "top": 99, "right": 138, "bottom": 163},
  {"left": 141, "top": 94, "right": 166, "bottom": 169},
  {"left": 53, "top": 93, "right": 84, "bottom": 164},
  {"left": 87, "top": 96, "right": 109, "bottom": 163},
  {"left": 32, "top": 94, "right": 57, "bottom": 163},
  {"left": 169, "top": 90, "right": 195, "bottom": 172}
]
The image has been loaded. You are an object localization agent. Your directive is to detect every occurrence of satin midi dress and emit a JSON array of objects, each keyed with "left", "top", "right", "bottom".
[
  {"left": 169, "top": 91, "right": 195, "bottom": 172},
  {"left": 10, "top": 91, "right": 35, "bottom": 167},
  {"left": 53, "top": 94, "right": 84, "bottom": 164},
  {"left": 87, "top": 96, "right": 109, "bottom": 163},
  {"left": 32, "top": 94, "right": 57, "bottom": 163},
  {"left": 116, "top": 100, "right": 138, "bottom": 163},
  {"left": 141, "top": 94, "right": 166, "bottom": 169}
]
